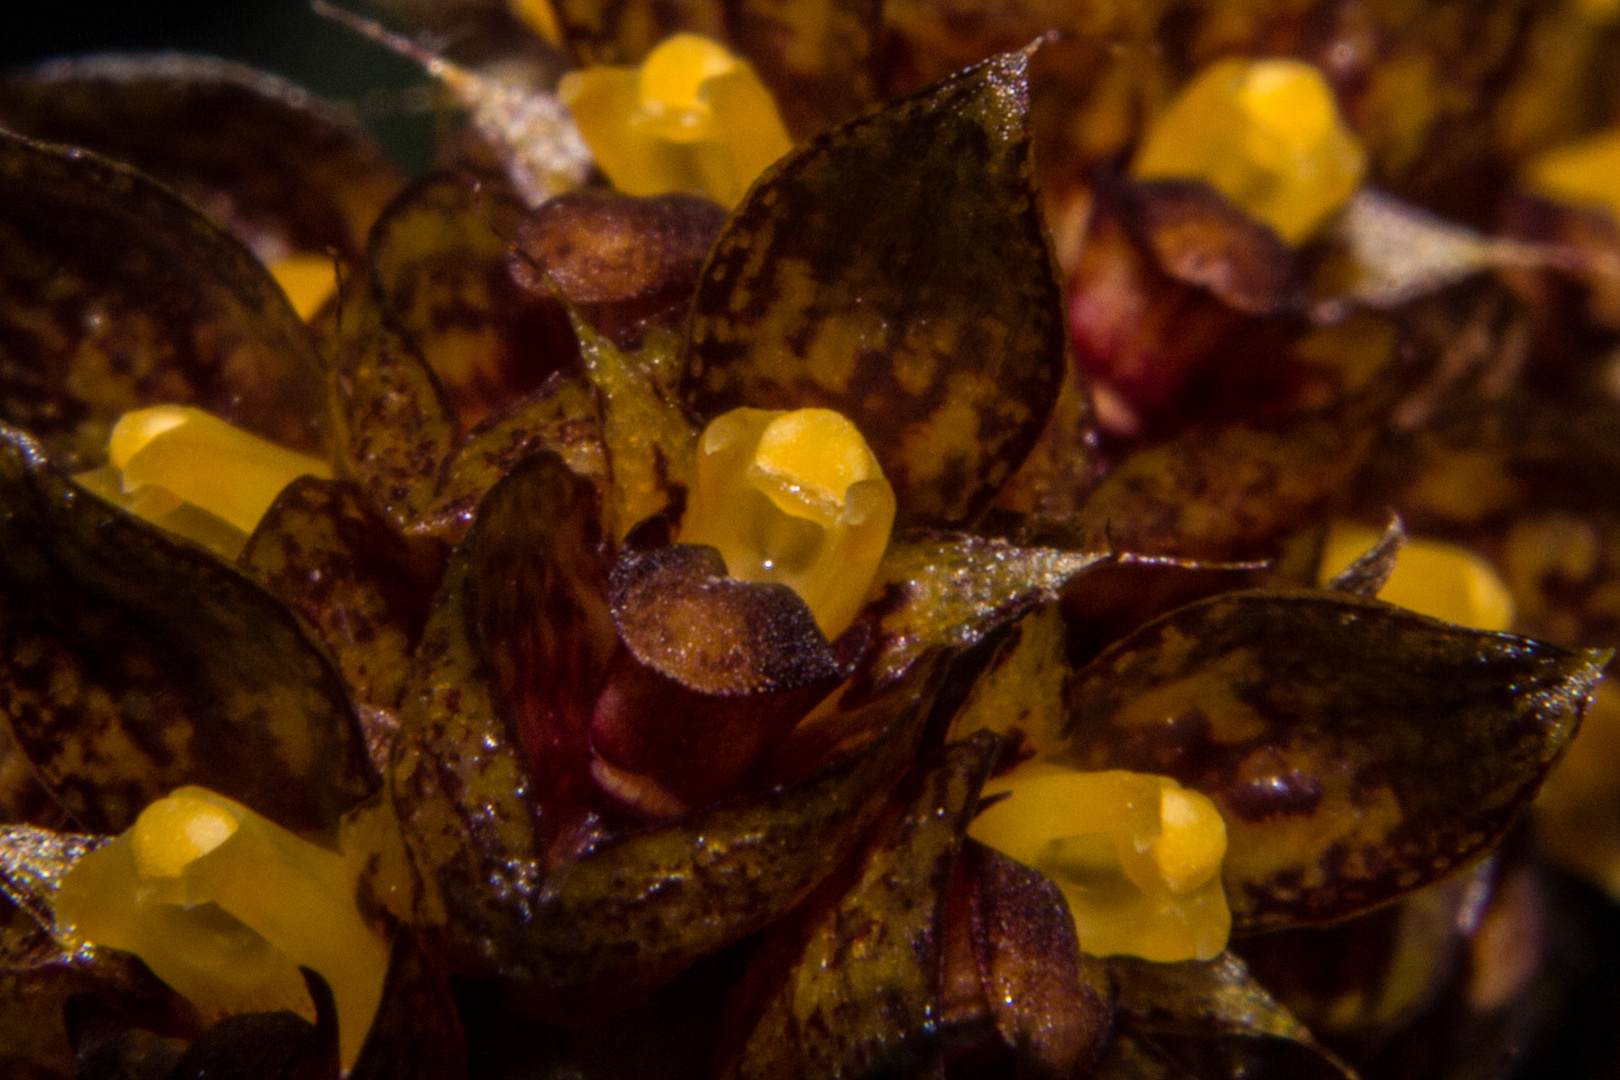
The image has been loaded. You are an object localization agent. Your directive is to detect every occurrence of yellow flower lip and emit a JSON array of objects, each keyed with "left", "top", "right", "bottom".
[
  {"left": 680, "top": 406, "right": 896, "bottom": 638},
  {"left": 969, "top": 763, "right": 1231, "bottom": 962}
]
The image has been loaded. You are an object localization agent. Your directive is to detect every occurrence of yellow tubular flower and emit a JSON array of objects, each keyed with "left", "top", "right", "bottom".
[
  {"left": 969, "top": 763, "right": 1231, "bottom": 962},
  {"left": 1524, "top": 125, "right": 1620, "bottom": 225},
  {"left": 559, "top": 33, "right": 794, "bottom": 208},
  {"left": 73, "top": 405, "right": 333, "bottom": 559},
  {"left": 1317, "top": 522, "right": 1515, "bottom": 631},
  {"left": 679, "top": 406, "right": 896, "bottom": 639},
  {"left": 54, "top": 787, "right": 389, "bottom": 1070},
  {"left": 1132, "top": 58, "right": 1366, "bottom": 245}
]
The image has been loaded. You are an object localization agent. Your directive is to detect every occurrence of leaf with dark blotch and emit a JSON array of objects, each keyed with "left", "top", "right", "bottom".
[
  {"left": 242, "top": 478, "right": 446, "bottom": 722},
  {"left": 944, "top": 604, "right": 1070, "bottom": 765},
  {"left": 470, "top": 453, "right": 617, "bottom": 844},
  {"left": 0, "top": 426, "right": 375, "bottom": 841},
  {"left": 720, "top": 733, "right": 999, "bottom": 1080},
  {"left": 329, "top": 288, "right": 459, "bottom": 533},
  {"left": 1325, "top": 514, "right": 1406, "bottom": 597},
  {"left": 368, "top": 172, "right": 576, "bottom": 428},
  {"left": 549, "top": 0, "right": 724, "bottom": 64},
  {"left": 965, "top": 841, "right": 1113, "bottom": 1080},
  {"left": 347, "top": 934, "right": 466, "bottom": 1080},
  {"left": 510, "top": 191, "right": 728, "bottom": 348},
  {"left": 419, "top": 371, "right": 607, "bottom": 544},
  {"left": 1072, "top": 409, "right": 1382, "bottom": 561},
  {"left": 869, "top": 534, "right": 1110, "bottom": 688},
  {"left": 1059, "top": 589, "right": 1608, "bottom": 931},
  {"left": 578, "top": 319, "right": 698, "bottom": 540},
  {"left": 1127, "top": 179, "right": 1301, "bottom": 317},
  {"left": 0, "top": 54, "right": 405, "bottom": 265},
  {"left": 729, "top": 0, "right": 882, "bottom": 136},
  {"left": 0, "top": 131, "right": 329, "bottom": 470},
  {"left": 685, "top": 49, "right": 1066, "bottom": 528},
  {"left": 1, "top": 825, "right": 103, "bottom": 963}
]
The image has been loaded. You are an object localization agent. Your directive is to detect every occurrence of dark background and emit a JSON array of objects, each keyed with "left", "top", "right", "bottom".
[{"left": 0, "top": 0, "right": 435, "bottom": 168}]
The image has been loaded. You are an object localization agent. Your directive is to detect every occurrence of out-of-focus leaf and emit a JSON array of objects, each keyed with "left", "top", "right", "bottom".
[
  {"left": 1072, "top": 408, "right": 1383, "bottom": 561},
  {"left": 1129, "top": 179, "right": 1300, "bottom": 317},
  {"left": 719, "top": 733, "right": 999, "bottom": 1080},
  {"left": 0, "top": 426, "right": 375, "bottom": 840},
  {"left": 578, "top": 321, "right": 697, "bottom": 540},
  {"left": 965, "top": 841, "right": 1113, "bottom": 1079},
  {"left": 685, "top": 49, "right": 1066, "bottom": 528},
  {"left": 419, "top": 371, "right": 607, "bottom": 544},
  {"left": 1325, "top": 514, "right": 1406, "bottom": 598},
  {"left": 329, "top": 286, "right": 459, "bottom": 533},
  {"left": 0, "top": 55, "right": 405, "bottom": 265},
  {"left": 1319, "top": 190, "right": 1499, "bottom": 313},
  {"left": 0, "top": 724, "right": 57, "bottom": 828},
  {"left": 347, "top": 933, "right": 466, "bottom": 1080},
  {"left": 1059, "top": 589, "right": 1607, "bottom": 931},
  {"left": 990, "top": 355, "right": 1100, "bottom": 519},
  {"left": 0, "top": 131, "right": 329, "bottom": 470},
  {"left": 1090, "top": 1028, "right": 1357, "bottom": 1080},
  {"left": 549, "top": 0, "right": 725, "bottom": 64},
  {"left": 510, "top": 191, "right": 727, "bottom": 348},
  {"left": 242, "top": 478, "right": 445, "bottom": 727},
  {"left": 869, "top": 535, "right": 1109, "bottom": 687},
  {"left": 367, "top": 172, "right": 576, "bottom": 427},
  {"left": 728, "top": 0, "right": 882, "bottom": 136}
]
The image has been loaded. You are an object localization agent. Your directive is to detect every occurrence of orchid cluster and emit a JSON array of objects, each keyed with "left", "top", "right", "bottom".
[{"left": 0, "top": 1, "right": 1618, "bottom": 1079}]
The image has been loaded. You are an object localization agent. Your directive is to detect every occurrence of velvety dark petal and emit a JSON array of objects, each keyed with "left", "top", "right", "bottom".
[
  {"left": 241, "top": 478, "right": 446, "bottom": 720},
  {"left": 578, "top": 321, "right": 698, "bottom": 540},
  {"left": 329, "top": 288, "right": 459, "bottom": 534},
  {"left": 419, "top": 371, "right": 607, "bottom": 545},
  {"left": 685, "top": 49, "right": 1066, "bottom": 528},
  {"left": 0, "top": 426, "right": 375, "bottom": 840},
  {"left": 368, "top": 173, "right": 576, "bottom": 428},
  {"left": 1060, "top": 589, "right": 1608, "bottom": 931},
  {"left": 869, "top": 535, "right": 1109, "bottom": 687},
  {"left": 965, "top": 842, "right": 1113, "bottom": 1079},
  {"left": 0, "top": 131, "right": 329, "bottom": 469},
  {"left": 0, "top": 54, "right": 405, "bottom": 265},
  {"left": 1127, "top": 179, "right": 1301, "bottom": 317},
  {"left": 510, "top": 191, "right": 728, "bottom": 348},
  {"left": 347, "top": 933, "right": 466, "bottom": 1080},
  {"left": 718, "top": 733, "right": 999, "bottom": 1080},
  {"left": 728, "top": 0, "right": 882, "bottom": 136}
]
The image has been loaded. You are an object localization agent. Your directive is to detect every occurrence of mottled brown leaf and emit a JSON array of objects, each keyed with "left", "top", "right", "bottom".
[
  {"left": 419, "top": 371, "right": 606, "bottom": 544},
  {"left": 242, "top": 478, "right": 446, "bottom": 724},
  {"left": 1059, "top": 589, "right": 1607, "bottom": 931},
  {"left": 720, "top": 733, "right": 999, "bottom": 1080},
  {"left": 685, "top": 49, "right": 1066, "bottom": 528},
  {"left": 0, "top": 54, "right": 405, "bottom": 265},
  {"left": 870, "top": 535, "right": 1109, "bottom": 687},
  {"left": 368, "top": 172, "right": 574, "bottom": 427},
  {"left": 0, "top": 426, "right": 375, "bottom": 840},
  {"left": 729, "top": 0, "right": 882, "bottom": 136},
  {"left": 0, "top": 131, "right": 329, "bottom": 470}
]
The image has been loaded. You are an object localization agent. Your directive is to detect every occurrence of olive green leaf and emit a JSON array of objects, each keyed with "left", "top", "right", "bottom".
[
  {"left": 728, "top": 0, "right": 882, "bottom": 136},
  {"left": 963, "top": 842, "right": 1114, "bottom": 1080},
  {"left": 945, "top": 603, "right": 1070, "bottom": 762},
  {"left": 368, "top": 173, "right": 575, "bottom": 428},
  {"left": 720, "top": 733, "right": 999, "bottom": 1080},
  {"left": 0, "top": 426, "right": 375, "bottom": 841},
  {"left": 577, "top": 320, "right": 698, "bottom": 540},
  {"left": 0, "top": 131, "right": 329, "bottom": 471},
  {"left": 242, "top": 478, "right": 446, "bottom": 725},
  {"left": 419, "top": 371, "right": 607, "bottom": 544},
  {"left": 685, "top": 48, "right": 1066, "bottom": 529},
  {"left": 510, "top": 191, "right": 728, "bottom": 349},
  {"left": 0, "top": 54, "right": 405, "bottom": 265},
  {"left": 869, "top": 535, "right": 1109, "bottom": 687},
  {"left": 1071, "top": 409, "right": 1382, "bottom": 561},
  {"left": 329, "top": 286, "right": 459, "bottom": 533},
  {"left": 1059, "top": 589, "right": 1608, "bottom": 931},
  {"left": 1325, "top": 515, "right": 1406, "bottom": 598}
]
